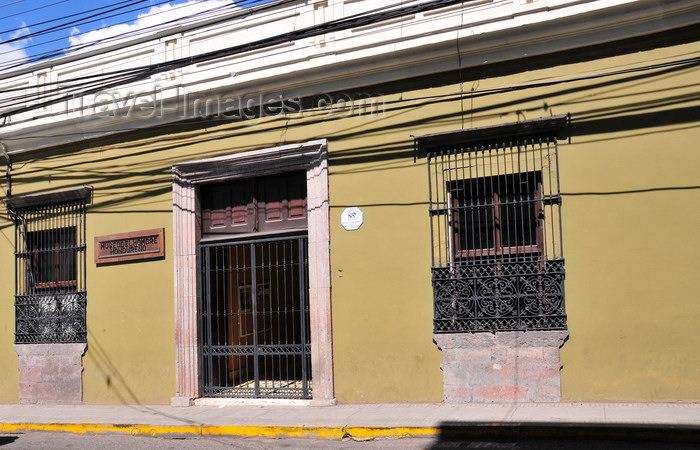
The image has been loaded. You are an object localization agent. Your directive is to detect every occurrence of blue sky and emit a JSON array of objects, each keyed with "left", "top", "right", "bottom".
[
  {"left": 0, "top": 0, "right": 272, "bottom": 70},
  {"left": 1, "top": 0, "right": 160, "bottom": 63}
]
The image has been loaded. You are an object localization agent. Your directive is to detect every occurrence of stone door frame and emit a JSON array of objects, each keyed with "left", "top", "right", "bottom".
[{"left": 171, "top": 139, "right": 334, "bottom": 406}]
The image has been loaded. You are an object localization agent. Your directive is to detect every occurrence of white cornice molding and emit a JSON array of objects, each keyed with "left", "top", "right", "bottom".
[{"left": 2, "top": 0, "right": 699, "bottom": 156}]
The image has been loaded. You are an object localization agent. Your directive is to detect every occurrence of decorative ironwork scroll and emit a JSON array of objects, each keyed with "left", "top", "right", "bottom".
[{"left": 432, "top": 261, "right": 566, "bottom": 332}]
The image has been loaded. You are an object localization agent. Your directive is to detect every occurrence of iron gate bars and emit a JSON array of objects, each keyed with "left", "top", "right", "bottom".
[{"left": 200, "top": 235, "right": 312, "bottom": 399}]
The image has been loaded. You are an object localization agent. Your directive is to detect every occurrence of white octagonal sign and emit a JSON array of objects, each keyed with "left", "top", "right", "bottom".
[{"left": 340, "top": 207, "right": 364, "bottom": 231}]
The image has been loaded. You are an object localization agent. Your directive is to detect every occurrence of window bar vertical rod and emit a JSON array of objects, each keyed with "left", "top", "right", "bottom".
[
  {"left": 263, "top": 241, "right": 272, "bottom": 390},
  {"left": 487, "top": 144, "right": 495, "bottom": 262},
  {"left": 274, "top": 241, "right": 280, "bottom": 390},
  {"left": 236, "top": 244, "right": 246, "bottom": 391},
  {"left": 217, "top": 246, "right": 224, "bottom": 389},
  {"left": 469, "top": 145, "right": 476, "bottom": 260},
  {"left": 540, "top": 140, "right": 550, "bottom": 260},
  {"left": 445, "top": 150, "right": 452, "bottom": 268},
  {"left": 271, "top": 240, "right": 278, "bottom": 389},
  {"left": 553, "top": 138, "right": 564, "bottom": 259},
  {"left": 445, "top": 149, "right": 453, "bottom": 268},
  {"left": 274, "top": 241, "right": 280, "bottom": 389},
  {"left": 287, "top": 240, "right": 296, "bottom": 393},
  {"left": 264, "top": 242, "right": 270, "bottom": 395},
  {"left": 449, "top": 147, "right": 457, "bottom": 268},
  {"left": 433, "top": 151, "right": 443, "bottom": 268},
  {"left": 488, "top": 144, "right": 498, "bottom": 261},
  {"left": 280, "top": 240, "right": 286, "bottom": 392},
  {"left": 523, "top": 140, "right": 533, "bottom": 261},
  {"left": 530, "top": 140, "right": 538, "bottom": 261},
  {"left": 439, "top": 150, "right": 446, "bottom": 268},
  {"left": 427, "top": 154, "right": 435, "bottom": 267},
  {"left": 493, "top": 143, "right": 502, "bottom": 264},
  {"left": 274, "top": 240, "right": 281, "bottom": 389},
  {"left": 295, "top": 239, "right": 303, "bottom": 395},
  {"left": 540, "top": 138, "right": 550, "bottom": 259},
  {"left": 455, "top": 146, "right": 463, "bottom": 263},
  {"left": 251, "top": 242, "right": 260, "bottom": 397},
  {"left": 212, "top": 247, "right": 219, "bottom": 388},
  {"left": 55, "top": 204, "right": 61, "bottom": 337},
  {"left": 299, "top": 238, "right": 309, "bottom": 397},
  {"left": 202, "top": 247, "right": 212, "bottom": 394},
  {"left": 225, "top": 245, "right": 231, "bottom": 389},
  {"left": 458, "top": 149, "right": 464, "bottom": 265},
  {"left": 503, "top": 142, "right": 513, "bottom": 262}
]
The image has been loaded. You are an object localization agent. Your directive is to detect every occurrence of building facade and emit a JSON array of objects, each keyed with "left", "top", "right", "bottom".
[{"left": 1, "top": 0, "right": 699, "bottom": 405}]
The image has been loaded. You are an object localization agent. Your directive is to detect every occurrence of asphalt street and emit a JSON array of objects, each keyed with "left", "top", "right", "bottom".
[{"left": 1, "top": 431, "right": 698, "bottom": 449}]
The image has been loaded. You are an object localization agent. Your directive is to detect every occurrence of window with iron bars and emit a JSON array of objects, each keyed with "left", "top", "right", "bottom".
[
  {"left": 6, "top": 188, "right": 89, "bottom": 344},
  {"left": 417, "top": 116, "right": 567, "bottom": 333}
]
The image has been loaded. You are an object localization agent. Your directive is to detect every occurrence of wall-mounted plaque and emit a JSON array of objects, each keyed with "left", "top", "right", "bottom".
[
  {"left": 340, "top": 206, "right": 363, "bottom": 231},
  {"left": 95, "top": 228, "right": 165, "bottom": 265}
]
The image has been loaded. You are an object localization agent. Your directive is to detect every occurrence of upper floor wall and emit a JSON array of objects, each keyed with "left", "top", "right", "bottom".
[{"left": 1, "top": 0, "right": 699, "bottom": 155}]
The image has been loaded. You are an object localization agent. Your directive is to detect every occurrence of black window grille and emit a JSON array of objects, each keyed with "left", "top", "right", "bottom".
[
  {"left": 9, "top": 190, "right": 88, "bottom": 344},
  {"left": 418, "top": 117, "right": 567, "bottom": 333}
]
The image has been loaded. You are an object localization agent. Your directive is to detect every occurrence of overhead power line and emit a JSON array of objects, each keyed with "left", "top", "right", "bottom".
[
  {"left": 3, "top": 52, "right": 699, "bottom": 144},
  {"left": 0, "top": 0, "right": 155, "bottom": 43},
  {"left": 0, "top": 0, "right": 272, "bottom": 70},
  {"left": 0, "top": 0, "right": 150, "bottom": 36},
  {"left": 0, "top": 0, "right": 466, "bottom": 121},
  {"left": 0, "top": 0, "right": 69, "bottom": 22}
]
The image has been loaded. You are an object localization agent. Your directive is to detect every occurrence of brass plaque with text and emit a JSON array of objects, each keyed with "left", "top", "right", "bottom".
[{"left": 95, "top": 228, "right": 165, "bottom": 264}]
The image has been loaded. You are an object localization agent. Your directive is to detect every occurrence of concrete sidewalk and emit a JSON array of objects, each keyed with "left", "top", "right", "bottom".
[{"left": 1, "top": 402, "right": 699, "bottom": 441}]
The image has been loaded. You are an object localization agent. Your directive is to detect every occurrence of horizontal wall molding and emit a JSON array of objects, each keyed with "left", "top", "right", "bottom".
[{"left": 2, "top": 0, "right": 699, "bottom": 155}]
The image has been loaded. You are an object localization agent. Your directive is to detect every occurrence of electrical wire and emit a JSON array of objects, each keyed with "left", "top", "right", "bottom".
[
  {"left": 1, "top": 0, "right": 463, "bottom": 118},
  {"left": 1, "top": 0, "right": 156, "bottom": 44},
  {"left": 0, "top": 0, "right": 295, "bottom": 88},
  {"left": 0, "top": 0, "right": 149, "bottom": 36},
  {"left": 3, "top": 0, "right": 694, "bottom": 129},
  {"left": 1, "top": 0, "right": 335, "bottom": 75},
  {"left": 0, "top": 0, "right": 25, "bottom": 9},
  {"left": 0, "top": 0, "right": 278, "bottom": 70},
  {"left": 0, "top": 0, "right": 68, "bottom": 22},
  {"left": 2, "top": 52, "right": 698, "bottom": 143}
]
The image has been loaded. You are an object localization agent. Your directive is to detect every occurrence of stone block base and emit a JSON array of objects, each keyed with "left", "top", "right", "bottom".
[
  {"left": 15, "top": 343, "right": 87, "bottom": 405},
  {"left": 434, "top": 331, "right": 568, "bottom": 403},
  {"left": 171, "top": 396, "right": 196, "bottom": 407}
]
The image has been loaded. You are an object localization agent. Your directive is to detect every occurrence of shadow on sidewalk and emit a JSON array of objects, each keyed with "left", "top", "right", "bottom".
[
  {"left": 0, "top": 436, "right": 19, "bottom": 446},
  {"left": 428, "top": 422, "right": 700, "bottom": 449}
]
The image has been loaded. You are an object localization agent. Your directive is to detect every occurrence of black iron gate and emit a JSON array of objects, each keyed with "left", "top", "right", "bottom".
[{"left": 200, "top": 235, "right": 311, "bottom": 399}]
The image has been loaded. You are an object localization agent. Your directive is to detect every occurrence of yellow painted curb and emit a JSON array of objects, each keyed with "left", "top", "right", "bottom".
[
  {"left": 201, "top": 425, "right": 345, "bottom": 439},
  {"left": 0, "top": 423, "right": 202, "bottom": 436},
  {"left": 346, "top": 426, "right": 440, "bottom": 439},
  {"left": 0, "top": 423, "right": 441, "bottom": 440}
]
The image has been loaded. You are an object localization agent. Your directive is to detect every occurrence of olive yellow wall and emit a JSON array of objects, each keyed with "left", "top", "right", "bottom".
[
  {"left": 0, "top": 108, "right": 446, "bottom": 403},
  {"left": 0, "top": 38, "right": 698, "bottom": 403},
  {"left": 448, "top": 41, "right": 700, "bottom": 401},
  {"left": 0, "top": 213, "right": 18, "bottom": 403}
]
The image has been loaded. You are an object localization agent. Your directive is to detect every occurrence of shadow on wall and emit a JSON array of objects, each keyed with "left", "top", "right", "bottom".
[
  {"left": 83, "top": 328, "right": 201, "bottom": 424},
  {"left": 0, "top": 49, "right": 697, "bottom": 243},
  {"left": 84, "top": 328, "right": 142, "bottom": 405},
  {"left": 0, "top": 53, "right": 695, "bottom": 224}
]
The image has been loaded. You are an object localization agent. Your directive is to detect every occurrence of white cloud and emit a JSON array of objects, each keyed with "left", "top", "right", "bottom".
[
  {"left": 0, "top": 22, "right": 31, "bottom": 70},
  {"left": 69, "top": 0, "right": 234, "bottom": 48},
  {"left": 0, "top": 42, "right": 28, "bottom": 68}
]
